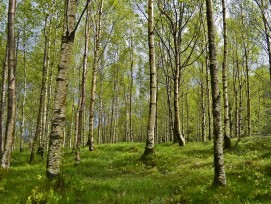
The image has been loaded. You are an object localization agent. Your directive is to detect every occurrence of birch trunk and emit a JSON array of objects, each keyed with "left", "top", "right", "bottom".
[
  {"left": 46, "top": 0, "right": 77, "bottom": 178},
  {"left": 206, "top": 0, "right": 226, "bottom": 186},
  {"left": 129, "top": 35, "right": 134, "bottom": 142},
  {"left": 30, "top": 16, "right": 49, "bottom": 162},
  {"left": 88, "top": 0, "right": 103, "bottom": 151},
  {"left": 76, "top": 7, "right": 89, "bottom": 161},
  {"left": 20, "top": 38, "right": 27, "bottom": 152},
  {"left": 201, "top": 63, "right": 206, "bottom": 142},
  {"left": 173, "top": 34, "right": 185, "bottom": 146},
  {"left": 244, "top": 46, "right": 251, "bottom": 137},
  {"left": 222, "top": 0, "right": 231, "bottom": 148},
  {"left": 143, "top": 0, "right": 156, "bottom": 156},
  {"left": 0, "top": 45, "right": 8, "bottom": 156},
  {"left": 1, "top": 0, "right": 16, "bottom": 168},
  {"left": 206, "top": 57, "right": 212, "bottom": 141}
]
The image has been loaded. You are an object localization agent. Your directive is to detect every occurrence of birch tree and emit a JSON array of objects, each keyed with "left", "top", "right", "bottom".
[
  {"left": 46, "top": 0, "right": 89, "bottom": 177},
  {"left": 206, "top": 0, "right": 226, "bottom": 186},
  {"left": 143, "top": 0, "right": 156, "bottom": 156},
  {"left": 1, "top": 0, "right": 16, "bottom": 168},
  {"left": 222, "top": 0, "right": 231, "bottom": 148}
]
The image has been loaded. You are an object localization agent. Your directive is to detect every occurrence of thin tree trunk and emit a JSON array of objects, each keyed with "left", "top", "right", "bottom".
[
  {"left": 201, "top": 63, "right": 206, "bottom": 142},
  {"left": 1, "top": 0, "right": 16, "bottom": 168},
  {"left": 129, "top": 34, "right": 134, "bottom": 142},
  {"left": 0, "top": 44, "right": 8, "bottom": 156},
  {"left": 173, "top": 36, "right": 185, "bottom": 146},
  {"left": 244, "top": 45, "right": 251, "bottom": 137},
  {"left": 155, "top": 74, "right": 159, "bottom": 143},
  {"left": 30, "top": 16, "right": 50, "bottom": 163},
  {"left": 206, "top": 57, "right": 212, "bottom": 141},
  {"left": 257, "top": 95, "right": 261, "bottom": 134},
  {"left": 222, "top": 0, "right": 231, "bottom": 148},
  {"left": 114, "top": 84, "right": 119, "bottom": 143},
  {"left": 237, "top": 57, "right": 242, "bottom": 138},
  {"left": 76, "top": 7, "right": 89, "bottom": 162},
  {"left": 88, "top": 0, "right": 103, "bottom": 151},
  {"left": 124, "top": 89, "right": 129, "bottom": 142},
  {"left": 20, "top": 37, "right": 27, "bottom": 152},
  {"left": 206, "top": 0, "right": 226, "bottom": 186},
  {"left": 97, "top": 96, "right": 102, "bottom": 144},
  {"left": 41, "top": 39, "right": 50, "bottom": 150},
  {"left": 233, "top": 56, "right": 238, "bottom": 138},
  {"left": 165, "top": 75, "right": 174, "bottom": 139},
  {"left": 143, "top": 0, "right": 156, "bottom": 156},
  {"left": 45, "top": 44, "right": 54, "bottom": 150},
  {"left": 46, "top": 0, "right": 77, "bottom": 178},
  {"left": 70, "top": 105, "right": 75, "bottom": 149},
  {"left": 186, "top": 91, "right": 190, "bottom": 142}
]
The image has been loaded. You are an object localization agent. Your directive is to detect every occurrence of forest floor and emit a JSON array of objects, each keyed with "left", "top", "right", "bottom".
[{"left": 0, "top": 136, "right": 271, "bottom": 203}]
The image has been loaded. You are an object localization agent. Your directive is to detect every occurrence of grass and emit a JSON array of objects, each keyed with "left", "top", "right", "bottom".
[{"left": 1, "top": 136, "right": 271, "bottom": 203}]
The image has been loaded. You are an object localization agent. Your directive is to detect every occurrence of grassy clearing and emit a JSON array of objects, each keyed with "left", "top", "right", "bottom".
[{"left": 0, "top": 136, "right": 271, "bottom": 203}]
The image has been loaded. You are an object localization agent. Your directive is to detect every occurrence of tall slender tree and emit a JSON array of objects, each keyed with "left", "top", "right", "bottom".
[
  {"left": 46, "top": 0, "right": 87, "bottom": 177},
  {"left": 76, "top": 7, "right": 90, "bottom": 162},
  {"left": 1, "top": 0, "right": 16, "bottom": 168},
  {"left": 30, "top": 16, "right": 50, "bottom": 162},
  {"left": 88, "top": 0, "right": 104, "bottom": 151},
  {"left": 0, "top": 44, "right": 8, "bottom": 156},
  {"left": 206, "top": 0, "right": 226, "bottom": 186},
  {"left": 143, "top": 0, "right": 156, "bottom": 156},
  {"left": 222, "top": 0, "right": 231, "bottom": 148}
]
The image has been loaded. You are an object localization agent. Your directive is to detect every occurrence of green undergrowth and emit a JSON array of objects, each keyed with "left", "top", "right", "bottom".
[{"left": 1, "top": 136, "right": 271, "bottom": 203}]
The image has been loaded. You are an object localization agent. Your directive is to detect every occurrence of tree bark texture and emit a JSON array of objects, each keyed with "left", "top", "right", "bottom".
[
  {"left": 88, "top": 0, "right": 104, "bottom": 151},
  {"left": 143, "top": 0, "right": 156, "bottom": 156},
  {"left": 222, "top": 0, "right": 231, "bottom": 148},
  {"left": 0, "top": 44, "right": 8, "bottom": 156},
  {"left": 76, "top": 7, "right": 89, "bottom": 162},
  {"left": 244, "top": 46, "right": 251, "bottom": 137},
  {"left": 201, "top": 63, "right": 206, "bottom": 143},
  {"left": 1, "top": 0, "right": 16, "bottom": 168},
  {"left": 129, "top": 34, "right": 134, "bottom": 142},
  {"left": 20, "top": 39, "right": 27, "bottom": 152},
  {"left": 206, "top": 0, "right": 226, "bottom": 186},
  {"left": 173, "top": 34, "right": 185, "bottom": 146},
  {"left": 30, "top": 16, "right": 49, "bottom": 162},
  {"left": 46, "top": 0, "right": 77, "bottom": 178}
]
